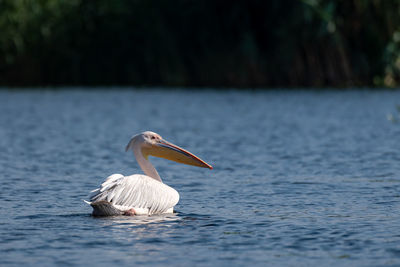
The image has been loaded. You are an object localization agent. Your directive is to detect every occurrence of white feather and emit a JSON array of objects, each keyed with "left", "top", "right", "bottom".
[{"left": 88, "top": 174, "right": 179, "bottom": 216}]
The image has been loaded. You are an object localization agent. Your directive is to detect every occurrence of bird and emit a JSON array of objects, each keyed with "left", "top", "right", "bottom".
[{"left": 85, "top": 131, "right": 212, "bottom": 216}]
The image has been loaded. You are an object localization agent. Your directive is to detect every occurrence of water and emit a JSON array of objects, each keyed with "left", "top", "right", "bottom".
[{"left": 1, "top": 89, "right": 400, "bottom": 266}]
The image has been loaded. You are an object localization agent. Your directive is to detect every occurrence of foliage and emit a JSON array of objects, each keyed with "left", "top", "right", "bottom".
[{"left": 1, "top": 0, "right": 400, "bottom": 87}]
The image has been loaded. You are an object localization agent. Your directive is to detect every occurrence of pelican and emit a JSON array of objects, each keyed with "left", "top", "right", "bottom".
[{"left": 85, "top": 131, "right": 212, "bottom": 216}]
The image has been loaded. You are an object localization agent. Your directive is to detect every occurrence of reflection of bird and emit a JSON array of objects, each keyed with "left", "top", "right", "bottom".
[{"left": 85, "top": 131, "right": 212, "bottom": 216}]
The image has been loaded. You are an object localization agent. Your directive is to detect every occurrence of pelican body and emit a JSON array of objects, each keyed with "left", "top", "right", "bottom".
[{"left": 86, "top": 131, "right": 212, "bottom": 216}]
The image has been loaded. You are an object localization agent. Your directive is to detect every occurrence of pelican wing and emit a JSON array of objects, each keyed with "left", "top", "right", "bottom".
[{"left": 89, "top": 174, "right": 179, "bottom": 215}]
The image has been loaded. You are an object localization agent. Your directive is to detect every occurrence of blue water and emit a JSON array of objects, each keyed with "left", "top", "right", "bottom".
[{"left": 1, "top": 89, "right": 400, "bottom": 266}]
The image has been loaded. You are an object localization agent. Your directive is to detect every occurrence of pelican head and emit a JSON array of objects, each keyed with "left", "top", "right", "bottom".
[{"left": 125, "top": 131, "right": 213, "bottom": 169}]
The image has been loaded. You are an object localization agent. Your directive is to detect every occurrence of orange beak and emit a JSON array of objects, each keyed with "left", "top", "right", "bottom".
[{"left": 142, "top": 139, "right": 213, "bottom": 169}]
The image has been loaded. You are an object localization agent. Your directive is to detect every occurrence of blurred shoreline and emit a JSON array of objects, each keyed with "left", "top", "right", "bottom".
[{"left": 2, "top": 1, "right": 400, "bottom": 88}]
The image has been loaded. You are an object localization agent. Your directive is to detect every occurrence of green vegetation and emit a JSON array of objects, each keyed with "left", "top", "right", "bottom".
[{"left": 1, "top": 0, "right": 400, "bottom": 87}]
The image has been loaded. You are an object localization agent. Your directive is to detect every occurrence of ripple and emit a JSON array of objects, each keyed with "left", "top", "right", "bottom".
[{"left": 2, "top": 90, "right": 400, "bottom": 267}]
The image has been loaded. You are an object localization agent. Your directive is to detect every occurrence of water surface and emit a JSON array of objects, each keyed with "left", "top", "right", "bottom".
[{"left": 1, "top": 89, "right": 400, "bottom": 266}]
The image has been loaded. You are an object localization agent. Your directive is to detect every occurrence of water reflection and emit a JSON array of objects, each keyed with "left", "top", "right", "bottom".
[
  {"left": 83, "top": 214, "right": 182, "bottom": 254},
  {"left": 89, "top": 212, "right": 221, "bottom": 247},
  {"left": 94, "top": 213, "right": 181, "bottom": 228}
]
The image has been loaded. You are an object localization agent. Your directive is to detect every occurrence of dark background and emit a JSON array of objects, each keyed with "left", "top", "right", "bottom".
[{"left": 1, "top": 0, "right": 400, "bottom": 88}]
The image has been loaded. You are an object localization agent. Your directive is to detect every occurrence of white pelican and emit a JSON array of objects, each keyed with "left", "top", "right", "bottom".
[{"left": 86, "top": 131, "right": 212, "bottom": 216}]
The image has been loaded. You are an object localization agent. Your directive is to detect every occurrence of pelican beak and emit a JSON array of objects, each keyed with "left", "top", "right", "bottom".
[{"left": 144, "top": 140, "right": 213, "bottom": 169}]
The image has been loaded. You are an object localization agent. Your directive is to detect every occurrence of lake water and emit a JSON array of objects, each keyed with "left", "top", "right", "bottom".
[{"left": 1, "top": 89, "right": 400, "bottom": 266}]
